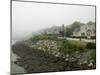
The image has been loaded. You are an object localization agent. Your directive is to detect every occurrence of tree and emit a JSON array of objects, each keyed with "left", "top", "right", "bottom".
[
  {"left": 71, "top": 21, "right": 83, "bottom": 29},
  {"left": 66, "top": 21, "right": 83, "bottom": 37},
  {"left": 87, "top": 21, "right": 95, "bottom": 25},
  {"left": 66, "top": 27, "right": 72, "bottom": 37}
]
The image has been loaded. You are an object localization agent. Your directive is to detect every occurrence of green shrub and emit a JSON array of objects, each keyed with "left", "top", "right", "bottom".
[
  {"left": 60, "top": 40, "right": 86, "bottom": 55},
  {"left": 86, "top": 43, "right": 96, "bottom": 49},
  {"left": 90, "top": 49, "right": 96, "bottom": 64},
  {"left": 30, "top": 35, "right": 58, "bottom": 41},
  {"left": 91, "top": 36, "right": 96, "bottom": 39}
]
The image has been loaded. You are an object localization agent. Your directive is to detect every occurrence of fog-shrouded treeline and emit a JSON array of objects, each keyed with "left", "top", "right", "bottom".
[{"left": 12, "top": 21, "right": 95, "bottom": 42}]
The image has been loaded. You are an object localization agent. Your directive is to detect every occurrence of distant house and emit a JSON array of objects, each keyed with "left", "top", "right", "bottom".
[
  {"left": 73, "top": 28, "right": 81, "bottom": 37},
  {"left": 72, "top": 23, "right": 95, "bottom": 39}
]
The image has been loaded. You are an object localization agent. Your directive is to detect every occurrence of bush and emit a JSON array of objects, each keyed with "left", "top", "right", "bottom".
[
  {"left": 86, "top": 43, "right": 96, "bottom": 49},
  {"left": 91, "top": 36, "right": 96, "bottom": 39},
  {"left": 60, "top": 40, "right": 86, "bottom": 55},
  {"left": 30, "top": 35, "right": 58, "bottom": 41},
  {"left": 90, "top": 49, "right": 96, "bottom": 64}
]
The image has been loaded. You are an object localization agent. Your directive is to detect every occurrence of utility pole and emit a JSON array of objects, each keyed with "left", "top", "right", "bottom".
[{"left": 62, "top": 24, "right": 65, "bottom": 38}]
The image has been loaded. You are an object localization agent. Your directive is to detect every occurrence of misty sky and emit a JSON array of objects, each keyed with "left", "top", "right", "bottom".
[{"left": 12, "top": 1, "right": 95, "bottom": 40}]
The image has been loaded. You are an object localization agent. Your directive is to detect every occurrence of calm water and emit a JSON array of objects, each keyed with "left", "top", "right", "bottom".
[{"left": 11, "top": 40, "right": 26, "bottom": 74}]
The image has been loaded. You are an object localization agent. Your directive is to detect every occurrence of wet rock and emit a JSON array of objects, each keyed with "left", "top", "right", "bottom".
[{"left": 88, "top": 63, "right": 93, "bottom": 67}]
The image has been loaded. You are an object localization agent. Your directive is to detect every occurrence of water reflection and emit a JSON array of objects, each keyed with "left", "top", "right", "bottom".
[{"left": 11, "top": 40, "right": 26, "bottom": 74}]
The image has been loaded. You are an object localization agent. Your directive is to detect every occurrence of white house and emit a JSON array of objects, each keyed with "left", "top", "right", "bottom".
[{"left": 73, "top": 23, "right": 95, "bottom": 39}]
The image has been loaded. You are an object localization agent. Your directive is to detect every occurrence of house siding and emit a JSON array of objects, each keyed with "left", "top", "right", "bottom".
[{"left": 73, "top": 24, "right": 95, "bottom": 39}]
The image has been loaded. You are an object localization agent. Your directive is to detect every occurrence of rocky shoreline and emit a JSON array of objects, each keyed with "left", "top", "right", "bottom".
[{"left": 12, "top": 40, "right": 96, "bottom": 73}]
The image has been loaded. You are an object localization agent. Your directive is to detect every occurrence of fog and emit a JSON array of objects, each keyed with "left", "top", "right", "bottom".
[{"left": 12, "top": 1, "right": 95, "bottom": 41}]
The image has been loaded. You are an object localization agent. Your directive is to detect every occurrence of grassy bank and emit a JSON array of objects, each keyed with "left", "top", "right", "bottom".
[{"left": 30, "top": 35, "right": 96, "bottom": 65}]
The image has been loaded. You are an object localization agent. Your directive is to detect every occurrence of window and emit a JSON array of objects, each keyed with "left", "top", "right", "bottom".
[{"left": 81, "top": 33, "right": 85, "bottom": 36}]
